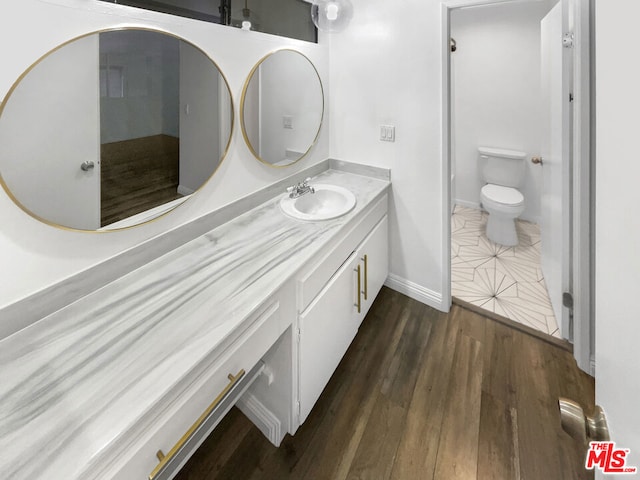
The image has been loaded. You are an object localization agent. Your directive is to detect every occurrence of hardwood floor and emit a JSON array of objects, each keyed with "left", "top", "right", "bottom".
[
  {"left": 175, "top": 287, "right": 595, "bottom": 480},
  {"left": 100, "top": 134, "right": 182, "bottom": 227}
]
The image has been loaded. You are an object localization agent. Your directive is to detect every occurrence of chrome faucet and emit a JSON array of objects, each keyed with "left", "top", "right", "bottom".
[{"left": 287, "top": 177, "right": 315, "bottom": 198}]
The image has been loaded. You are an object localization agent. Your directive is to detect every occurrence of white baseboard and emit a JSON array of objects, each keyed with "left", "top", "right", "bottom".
[
  {"left": 454, "top": 199, "right": 481, "bottom": 210},
  {"left": 236, "top": 392, "right": 283, "bottom": 447},
  {"left": 519, "top": 214, "right": 541, "bottom": 225},
  {"left": 177, "top": 185, "right": 196, "bottom": 196},
  {"left": 384, "top": 274, "right": 445, "bottom": 312}
]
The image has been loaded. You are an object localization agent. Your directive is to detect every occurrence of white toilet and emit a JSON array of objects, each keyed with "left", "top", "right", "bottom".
[{"left": 478, "top": 146, "right": 526, "bottom": 246}]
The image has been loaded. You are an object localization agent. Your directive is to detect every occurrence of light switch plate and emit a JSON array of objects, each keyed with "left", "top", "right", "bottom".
[{"left": 380, "top": 125, "right": 395, "bottom": 142}]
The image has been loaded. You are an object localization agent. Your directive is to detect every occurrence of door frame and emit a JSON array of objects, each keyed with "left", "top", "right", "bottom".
[
  {"left": 440, "top": 0, "right": 594, "bottom": 373},
  {"left": 569, "top": 0, "right": 593, "bottom": 374}
]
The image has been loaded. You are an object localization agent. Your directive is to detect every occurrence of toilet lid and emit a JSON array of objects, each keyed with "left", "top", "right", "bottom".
[{"left": 482, "top": 184, "right": 524, "bottom": 206}]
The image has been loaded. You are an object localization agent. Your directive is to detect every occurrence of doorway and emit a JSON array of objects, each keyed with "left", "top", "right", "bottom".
[
  {"left": 449, "top": 0, "right": 560, "bottom": 337},
  {"left": 442, "top": 0, "right": 594, "bottom": 371}
]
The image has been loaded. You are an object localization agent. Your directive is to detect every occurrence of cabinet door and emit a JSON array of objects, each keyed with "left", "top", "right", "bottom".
[
  {"left": 355, "top": 215, "right": 389, "bottom": 324},
  {"left": 298, "top": 252, "right": 359, "bottom": 423}
]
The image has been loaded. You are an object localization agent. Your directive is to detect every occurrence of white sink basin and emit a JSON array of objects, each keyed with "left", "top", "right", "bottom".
[{"left": 280, "top": 184, "right": 356, "bottom": 221}]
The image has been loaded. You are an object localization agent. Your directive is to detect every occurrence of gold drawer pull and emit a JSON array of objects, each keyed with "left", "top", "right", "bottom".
[
  {"left": 149, "top": 369, "right": 246, "bottom": 480},
  {"left": 362, "top": 254, "right": 368, "bottom": 300},
  {"left": 354, "top": 264, "right": 362, "bottom": 313}
]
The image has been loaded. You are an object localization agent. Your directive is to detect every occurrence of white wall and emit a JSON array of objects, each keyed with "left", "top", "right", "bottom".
[
  {"left": 451, "top": 1, "right": 551, "bottom": 222},
  {"left": 329, "top": 0, "right": 447, "bottom": 308},
  {"left": 0, "top": 0, "right": 329, "bottom": 310},
  {"left": 178, "top": 41, "right": 223, "bottom": 193},
  {"left": 595, "top": 0, "right": 640, "bottom": 468}
]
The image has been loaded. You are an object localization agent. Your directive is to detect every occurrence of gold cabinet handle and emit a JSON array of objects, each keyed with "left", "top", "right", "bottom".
[
  {"left": 149, "top": 369, "right": 246, "bottom": 480},
  {"left": 362, "top": 254, "right": 368, "bottom": 301},
  {"left": 354, "top": 264, "right": 362, "bottom": 314}
]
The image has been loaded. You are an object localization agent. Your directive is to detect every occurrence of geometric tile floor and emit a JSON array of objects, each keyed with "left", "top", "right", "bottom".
[{"left": 451, "top": 205, "right": 560, "bottom": 338}]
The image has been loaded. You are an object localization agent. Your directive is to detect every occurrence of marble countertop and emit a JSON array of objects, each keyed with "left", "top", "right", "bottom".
[{"left": 0, "top": 168, "right": 390, "bottom": 480}]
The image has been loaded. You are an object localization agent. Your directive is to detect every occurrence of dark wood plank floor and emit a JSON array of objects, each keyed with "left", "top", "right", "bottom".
[
  {"left": 100, "top": 134, "right": 182, "bottom": 227},
  {"left": 175, "top": 287, "right": 595, "bottom": 480}
]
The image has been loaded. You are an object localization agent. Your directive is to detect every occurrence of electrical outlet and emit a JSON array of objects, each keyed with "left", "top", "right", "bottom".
[{"left": 283, "top": 115, "right": 293, "bottom": 129}]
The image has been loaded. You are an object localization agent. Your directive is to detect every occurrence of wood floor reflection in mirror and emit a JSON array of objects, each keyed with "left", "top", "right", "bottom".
[{"left": 100, "top": 134, "right": 182, "bottom": 227}]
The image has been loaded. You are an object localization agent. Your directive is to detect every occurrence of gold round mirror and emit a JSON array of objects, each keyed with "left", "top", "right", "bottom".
[
  {"left": 0, "top": 28, "right": 233, "bottom": 231},
  {"left": 240, "top": 49, "right": 324, "bottom": 168}
]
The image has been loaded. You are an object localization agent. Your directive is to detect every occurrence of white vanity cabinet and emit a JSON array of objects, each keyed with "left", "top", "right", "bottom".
[{"left": 296, "top": 197, "right": 389, "bottom": 424}]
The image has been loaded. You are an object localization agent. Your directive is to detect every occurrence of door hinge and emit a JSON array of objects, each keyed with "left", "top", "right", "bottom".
[
  {"left": 568, "top": 312, "right": 574, "bottom": 341},
  {"left": 569, "top": 93, "right": 574, "bottom": 103},
  {"left": 296, "top": 327, "right": 301, "bottom": 344},
  {"left": 563, "top": 32, "right": 574, "bottom": 48},
  {"left": 564, "top": 291, "right": 574, "bottom": 341},
  {"left": 296, "top": 400, "right": 301, "bottom": 418}
]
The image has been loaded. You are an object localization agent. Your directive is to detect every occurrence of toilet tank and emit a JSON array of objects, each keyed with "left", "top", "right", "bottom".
[{"left": 478, "top": 146, "right": 526, "bottom": 187}]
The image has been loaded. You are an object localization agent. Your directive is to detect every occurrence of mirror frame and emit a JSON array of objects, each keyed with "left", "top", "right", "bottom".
[
  {"left": 0, "top": 27, "right": 234, "bottom": 232},
  {"left": 239, "top": 49, "right": 324, "bottom": 169}
]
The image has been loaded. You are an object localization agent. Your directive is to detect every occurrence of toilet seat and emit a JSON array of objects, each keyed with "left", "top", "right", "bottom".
[{"left": 481, "top": 184, "right": 524, "bottom": 207}]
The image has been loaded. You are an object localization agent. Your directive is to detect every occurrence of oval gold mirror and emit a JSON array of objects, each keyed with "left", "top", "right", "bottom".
[
  {"left": 240, "top": 50, "right": 324, "bottom": 168},
  {"left": 0, "top": 29, "right": 233, "bottom": 231}
]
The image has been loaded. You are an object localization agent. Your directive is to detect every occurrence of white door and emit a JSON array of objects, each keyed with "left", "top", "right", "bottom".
[
  {"left": 0, "top": 35, "right": 100, "bottom": 229},
  {"left": 594, "top": 0, "right": 640, "bottom": 474},
  {"left": 540, "top": 2, "right": 572, "bottom": 339}
]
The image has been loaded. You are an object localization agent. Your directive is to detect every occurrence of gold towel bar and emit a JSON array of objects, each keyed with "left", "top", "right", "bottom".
[{"left": 149, "top": 369, "right": 246, "bottom": 480}]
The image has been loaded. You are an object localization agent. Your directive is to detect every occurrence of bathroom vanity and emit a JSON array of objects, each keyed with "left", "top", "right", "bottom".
[{"left": 0, "top": 162, "right": 390, "bottom": 480}]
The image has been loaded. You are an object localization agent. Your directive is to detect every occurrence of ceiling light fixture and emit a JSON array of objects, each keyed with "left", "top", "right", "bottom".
[{"left": 310, "top": 0, "right": 353, "bottom": 33}]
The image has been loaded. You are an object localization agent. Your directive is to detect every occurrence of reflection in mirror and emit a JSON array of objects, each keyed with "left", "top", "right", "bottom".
[
  {"left": 97, "top": 0, "right": 317, "bottom": 43},
  {"left": 241, "top": 50, "right": 323, "bottom": 167},
  {"left": 0, "top": 29, "right": 232, "bottom": 231}
]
